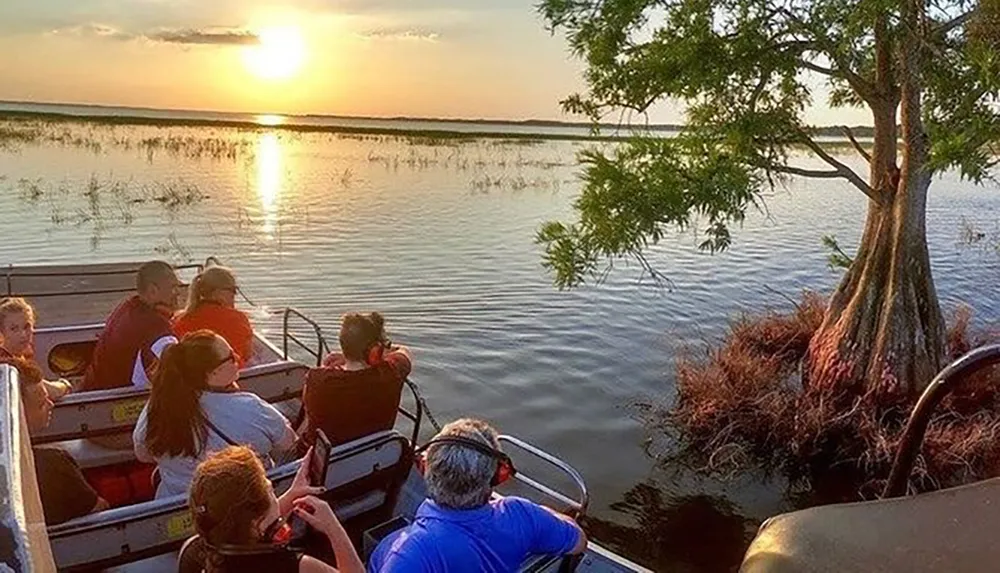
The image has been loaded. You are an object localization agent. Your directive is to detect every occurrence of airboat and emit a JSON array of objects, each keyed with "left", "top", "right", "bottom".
[{"left": 0, "top": 259, "right": 650, "bottom": 572}]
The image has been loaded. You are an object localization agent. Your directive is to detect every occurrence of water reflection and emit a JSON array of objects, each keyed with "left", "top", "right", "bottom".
[
  {"left": 255, "top": 132, "right": 282, "bottom": 238},
  {"left": 255, "top": 114, "right": 286, "bottom": 127},
  {"left": 583, "top": 483, "right": 757, "bottom": 572}
]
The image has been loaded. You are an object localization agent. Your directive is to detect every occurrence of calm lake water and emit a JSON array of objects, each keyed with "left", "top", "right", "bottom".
[{"left": 1, "top": 110, "right": 998, "bottom": 572}]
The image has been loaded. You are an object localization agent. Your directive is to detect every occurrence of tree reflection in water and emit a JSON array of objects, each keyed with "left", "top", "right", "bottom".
[{"left": 583, "top": 483, "right": 758, "bottom": 573}]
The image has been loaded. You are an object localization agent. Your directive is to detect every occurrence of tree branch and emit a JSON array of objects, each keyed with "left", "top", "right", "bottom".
[
  {"left": 797, "top": 130, "right": 882, "bottom": 203},
  {"left": 936, "top": 10, "right": 975, "bottom": 36},
  {"left": 780, "top": 9, "right": 877, "bottom": 102},
  {"left": 841, "top": 126, "right": 872, "bottom": 163},
  {"left": 768, "top": 164, "right": 843, "bottom": 178},
  {"left": 797, "top": 59, "right": 837, "bottom": 76}
]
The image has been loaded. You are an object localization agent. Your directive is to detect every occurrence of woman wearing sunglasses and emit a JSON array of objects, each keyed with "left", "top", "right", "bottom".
[
  {"left": 187, "top": 446, "right": 363, "bottom": 573},
  {"left": 134, "top": 331, "right": 297, "bottom": 498},
  {"left": 173, "top": 266, "right": 254, "bottom": 368}
]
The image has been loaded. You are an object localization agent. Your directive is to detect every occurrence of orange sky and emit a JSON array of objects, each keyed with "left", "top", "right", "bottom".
[{"left": 0, "top": 0, "right": 871, "bottom": 125}]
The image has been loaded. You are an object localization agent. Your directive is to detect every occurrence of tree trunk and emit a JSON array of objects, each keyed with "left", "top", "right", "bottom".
[{"left": 806, "top": 4, "right": 945, "bottom": 397}]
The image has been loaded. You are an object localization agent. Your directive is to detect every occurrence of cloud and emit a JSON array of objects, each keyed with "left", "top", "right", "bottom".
[
  {"left": 48, "top": 23, "right": 134, "bottom": 40},
  {"left": 356, "top": 28, "right": 440, "bottom": 42},
  {"left": 146, "top": 28, "right": 259, "bottom": 46},
  {"left": 47, "top": 23, "right": 259, "bottom": 46}
]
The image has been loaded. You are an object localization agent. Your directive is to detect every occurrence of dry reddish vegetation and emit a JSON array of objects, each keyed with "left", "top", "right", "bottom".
[{"left": 665, "top": 295, "right": 1000, "bottom": 499}]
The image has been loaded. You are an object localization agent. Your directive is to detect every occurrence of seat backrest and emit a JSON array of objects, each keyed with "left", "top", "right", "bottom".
[
  {"left": 32, "top": 323, "right": 104, "bottom": 380},
  {"left": 3, "top": 262, "right": 198, "bottom": 328},
  {"left": 305, "top": 368, "right": 404, "bottom": 447},
  {"left": 48, "top": 430, "right": 411, "bottom": 572},
  {"left": 177, "top": 535, "right": 206, "bottom": 573},
  {"left": 34, "top": 361, "right": 308, "bottom": 445}
]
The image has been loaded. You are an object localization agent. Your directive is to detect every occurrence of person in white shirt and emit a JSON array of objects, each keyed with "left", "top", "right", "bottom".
[{"left": 133, "top": 330, "right": 296, "bottom": 498}]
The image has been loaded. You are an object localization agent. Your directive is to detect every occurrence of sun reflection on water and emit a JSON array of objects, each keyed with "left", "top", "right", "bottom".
[
  {"left": 255, "top": 114, "right": 286, "bottom": 126},
  {"left": 256, "top": 132, "right": 282, "bottom": 237}
]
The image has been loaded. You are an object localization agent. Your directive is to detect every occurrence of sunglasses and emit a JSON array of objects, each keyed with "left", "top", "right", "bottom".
[{"left": 213, "top": 351, "right": 237, "bottom": 370}]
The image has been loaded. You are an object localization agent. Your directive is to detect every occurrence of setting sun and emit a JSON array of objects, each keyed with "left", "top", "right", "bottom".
[{"left": 242, "top": 26, "right": 306, "bottom": 80}]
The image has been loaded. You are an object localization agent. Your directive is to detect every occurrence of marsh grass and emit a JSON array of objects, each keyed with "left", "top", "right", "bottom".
[{"left": 6, "top": 172, "right": 207, "bottom": 247}]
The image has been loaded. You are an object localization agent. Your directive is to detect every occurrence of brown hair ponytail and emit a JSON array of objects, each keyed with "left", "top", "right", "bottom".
[{"left": 145, "top": 331, "right": 223, "bottom": 457}]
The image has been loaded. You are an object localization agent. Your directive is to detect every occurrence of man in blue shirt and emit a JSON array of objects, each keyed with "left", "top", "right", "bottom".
[{"left": 369, "top": 418, "right": 587, "bottom": 572}]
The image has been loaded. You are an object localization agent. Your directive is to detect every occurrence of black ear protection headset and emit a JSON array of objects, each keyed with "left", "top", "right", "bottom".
[
  {"left": 194, "top": 505, "right": 294, "bottom": 550},
  {"left": 414, "top": 436, "right": 517, "bottom": 487}
]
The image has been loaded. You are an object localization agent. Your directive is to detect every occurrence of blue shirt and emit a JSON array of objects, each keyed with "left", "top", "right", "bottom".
[{"left": 368, "top": 497, "right": 582, "bottom": 572}]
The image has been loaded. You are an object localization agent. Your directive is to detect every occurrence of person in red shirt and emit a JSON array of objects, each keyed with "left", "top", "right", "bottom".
[
  {"left": 82, "top": 261, "right": 181, "bottom": 391},
  {"left": 303, "top": 312, "right": 412, "bottom": 445},
  {"left": 172, "top": 266, "right": 253, "bottom": 367}
]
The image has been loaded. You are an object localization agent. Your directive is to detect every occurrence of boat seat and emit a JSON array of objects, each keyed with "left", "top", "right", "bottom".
[
  {"left": 4, "top": 261, "right": 197, "bottom": 328},
  {"left": 39, "top": 439, "right": 138, "bottom": 469},
  {"left": 303, "top": 367, "right": 404, "bottom": 447},
  {"left": 48, "top": 430, "right": 411, "bottom": 572},
  {"left": 34, "top": 360, "right": 308, "bottom": 445},
  {"left": 173, "top": 489, "right": 390, "bottom": 573},
  {"left": 176, "top": 535, "right": 205, "bottom": 573},
  {"left": 741, "top": 476, "right": 1000, "bottom": 572}
]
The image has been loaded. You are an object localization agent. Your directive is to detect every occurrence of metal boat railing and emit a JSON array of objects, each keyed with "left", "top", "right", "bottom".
[
  {"left": 281, "top": 307, "right": 328, "bottom": 367},
  {"left": 499, "top": 435, "right": 590, "bottom": 516},
  {"left": 883, "top": 344, "right": 1000, "bottom": 498},
  {"left": 496, "top": 435, "right": 589, "bottom": 573}
]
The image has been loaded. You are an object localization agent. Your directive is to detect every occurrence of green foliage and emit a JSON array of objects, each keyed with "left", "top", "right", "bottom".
[
  {"left": 925, "top": 10, "right": 1000, "bottom": 182},
  {"left": 539, "top": 135, "right": 763, "bottom": 287},
  {"left": 537, "top": 0, "right": 1000, "bottom": 287},
  {"left": 821, "top": 235, "right": 855, "bottom": 270}
]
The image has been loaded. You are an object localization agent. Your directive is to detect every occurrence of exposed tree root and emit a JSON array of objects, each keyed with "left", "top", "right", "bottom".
[{"left": 663, "top": 294, "right": 1000, "bottom": 500}]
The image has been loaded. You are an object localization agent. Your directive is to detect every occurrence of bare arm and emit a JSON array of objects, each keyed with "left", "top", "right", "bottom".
[
  {"left": 43, "top": 379, "right": 72, "bottom": 401},
  {"left": 299, "top": 555, "right": 339, "bottom": 573},
  {"left": 294, "top": 497, "right": 365, "bottom": 573},
  {"left": 390, "top": 345, "right": 412, "bottom": 363},
  {"left": 543, "top": 506, "right": 588, "bottom": 555}
]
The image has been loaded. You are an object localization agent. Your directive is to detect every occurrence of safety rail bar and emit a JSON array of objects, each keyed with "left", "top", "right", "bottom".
[
  {"left": 282, "top": 307, "right": 329, "bottom": 367},
  {"left": 883, "top": 344, "right": 1000, "bottom": 499},
  {"left": 498, "top": 435, "right": 589, "bottom": 516},
  {"left": 398, "top": 379, "right": 424, "bottom": 446}
]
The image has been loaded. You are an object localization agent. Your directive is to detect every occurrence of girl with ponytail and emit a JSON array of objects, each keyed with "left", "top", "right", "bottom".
[
  {"left": 133, "top": 330, "right": 296, "bottom": 499},
  {"left": 173, "top": 266, "right": 254, "bottom": 368}
]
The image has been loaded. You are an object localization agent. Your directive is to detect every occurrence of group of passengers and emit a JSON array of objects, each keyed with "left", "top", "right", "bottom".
[{"left": 0, "top": 260, "right": 586, "bottom": 572}]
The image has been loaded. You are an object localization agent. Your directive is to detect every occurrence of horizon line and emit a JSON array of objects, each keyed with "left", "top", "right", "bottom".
[{"left": 0, "top": 98, "right": 876, "bottom": 131}]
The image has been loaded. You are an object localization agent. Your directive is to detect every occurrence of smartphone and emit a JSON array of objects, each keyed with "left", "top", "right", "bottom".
[
  {"left": 309, "top": 430, "right": 332, "bottom": 487},
  {"left": 288, "top": 430, "right": 332, "bottom": 546}
]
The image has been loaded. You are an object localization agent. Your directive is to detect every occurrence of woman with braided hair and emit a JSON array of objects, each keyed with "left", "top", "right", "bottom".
[
  {"left": 186, "top": 446, "right": 363, "bottom": 573},
  {"left": 133, "top": 330, "right": 296, "bottom": 498}
]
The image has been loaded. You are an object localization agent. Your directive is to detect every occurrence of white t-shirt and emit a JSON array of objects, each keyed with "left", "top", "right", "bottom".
[
  {"left": 133, "top": 391, "right": 297, "bottom": 499},
  {"left": 132, "top": 334, "right": 177, "bottom": 389}
]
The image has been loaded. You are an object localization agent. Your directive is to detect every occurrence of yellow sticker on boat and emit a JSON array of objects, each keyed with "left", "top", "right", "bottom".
[
  {"left": 111, "top": 399, "right": 147, "bottom": 423},
  {"left": 166, "top": 514, "right": 194, "bottom": 539}
]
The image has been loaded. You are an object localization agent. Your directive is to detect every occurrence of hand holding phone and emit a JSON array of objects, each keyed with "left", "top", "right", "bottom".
[
  {"left": 308, "top": 430, "right": 331, "bottom": 487},
  {"left": 288, "top": 430, "right": 332, "bottom": 544}
]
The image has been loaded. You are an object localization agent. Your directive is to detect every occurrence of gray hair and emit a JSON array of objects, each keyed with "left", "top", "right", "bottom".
[{"left": 425, "top": 418, "right": 501, "bottom": 509}]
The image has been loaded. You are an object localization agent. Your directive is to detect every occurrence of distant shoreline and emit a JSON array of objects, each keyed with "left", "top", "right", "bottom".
[
  {"left": 0, "top": 108, "right": 634, "bottom": 142},
  {"left": 0, "top": 98, "right": 684, "bottom": 132},
  {"left": 0, "top": 99, "right": 875, "bottom": 141}
]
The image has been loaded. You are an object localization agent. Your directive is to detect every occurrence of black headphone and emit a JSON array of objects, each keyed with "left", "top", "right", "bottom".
[{"left": 414, "top": 436, "right": 516, "bottom": 487}]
